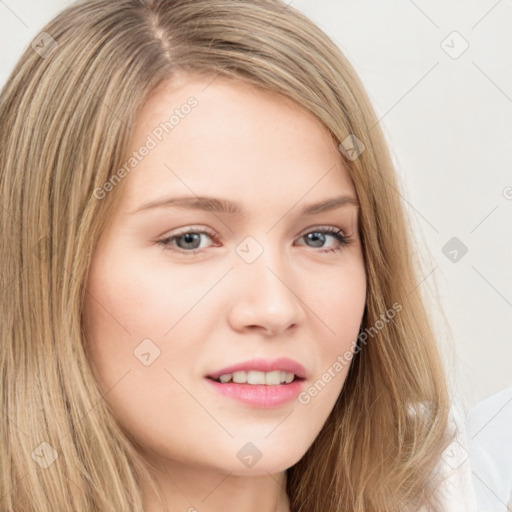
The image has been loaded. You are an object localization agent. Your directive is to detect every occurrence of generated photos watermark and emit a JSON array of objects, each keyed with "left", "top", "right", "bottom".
[
  {"left": 93, "top": 96, "right": 198, "bottom": 200},
  {"left": 298, "top": 301, "right": 402, "bottom": 405}
]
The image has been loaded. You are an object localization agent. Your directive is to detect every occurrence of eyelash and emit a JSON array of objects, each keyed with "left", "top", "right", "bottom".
[{"left": 156, "top": 226, "right": 354, "bottom": 256}]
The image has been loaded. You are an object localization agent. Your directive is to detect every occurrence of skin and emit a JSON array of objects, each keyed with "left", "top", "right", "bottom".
[{"left": 82, "top": 72, "right": 367, "bottom": 512}]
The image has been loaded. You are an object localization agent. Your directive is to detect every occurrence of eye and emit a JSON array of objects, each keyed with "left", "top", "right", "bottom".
[
  {"left": 296, "top": 227, "right": 353, "bottom": 254},
  {"left": 156, "top": 226, "right": 354, "bottom": 255},
  {"left": 156, "top": 226, "right": 219, "bottom": 254}
]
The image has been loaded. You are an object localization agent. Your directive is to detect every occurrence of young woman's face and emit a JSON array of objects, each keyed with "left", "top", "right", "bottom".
[{"left": 82, "top": 73, "right": 367, "bottom": 476}]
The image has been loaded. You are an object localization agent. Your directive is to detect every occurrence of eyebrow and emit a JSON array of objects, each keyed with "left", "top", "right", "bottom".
[{"left": 130, "top": 194, "right": 359, "bottom": 216}]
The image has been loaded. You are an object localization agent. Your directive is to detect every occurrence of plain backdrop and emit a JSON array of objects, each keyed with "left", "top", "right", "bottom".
[{"left": 1, "top": 0, "right": 511, "bottom": 414}]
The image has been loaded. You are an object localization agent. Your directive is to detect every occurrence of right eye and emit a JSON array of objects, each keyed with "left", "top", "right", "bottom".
[{"left": 156, "top": 226, "right": 220, "bottom": 254}]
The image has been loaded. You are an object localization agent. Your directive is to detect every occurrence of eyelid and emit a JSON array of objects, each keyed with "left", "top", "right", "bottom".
[
  {"left": 162, "top": 225, "right": 217, "bottom": 238},
  {"left": 298, "top": 224, "right": 344, "bottom": 236},
  {"left": 162, "top": 223, "right": 348, "bottom": 236}
]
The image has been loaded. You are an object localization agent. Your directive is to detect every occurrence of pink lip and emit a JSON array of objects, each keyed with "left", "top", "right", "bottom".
[
  {"left": 204, "top": 357, "right": 307, "bottom": 408},
  {"left": 204, "top": 379, "right": 305, "bottom": 408},
  {"left": 205, "top": 357, "right": 307, "bottom": 380}
]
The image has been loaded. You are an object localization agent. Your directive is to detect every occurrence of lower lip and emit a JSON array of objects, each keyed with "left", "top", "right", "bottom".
[{"left": 204, "top": 377, "right": 305, "bottom": 408}]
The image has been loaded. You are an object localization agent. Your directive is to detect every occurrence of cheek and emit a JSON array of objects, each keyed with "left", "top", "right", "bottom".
[
  {"left": 301, "top": 263, "right": 366, "bottom": 399},
  {"left": 83, "top": 249, "right": 187, "bottom": 340},
  {"left": 81, "top": 250, "right": 212, "bottom": 384},
  {"left": 81, "top": 249, "right": 159, "bottom": 384},
  {"left": 310, "top": 262, "right": 366, "bottom": 339},
  {"left": 80, "top": 255, "right": 224, "bottom": 465}
]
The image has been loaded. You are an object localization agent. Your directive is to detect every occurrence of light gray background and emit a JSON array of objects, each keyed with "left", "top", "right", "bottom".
[{"left": 1, "top": 0, "right": 511, "bottom": 413}]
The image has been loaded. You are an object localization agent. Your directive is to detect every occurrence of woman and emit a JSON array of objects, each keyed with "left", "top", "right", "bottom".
[{"left": 0, "top": 1, "right": 477, "bottom": 511}]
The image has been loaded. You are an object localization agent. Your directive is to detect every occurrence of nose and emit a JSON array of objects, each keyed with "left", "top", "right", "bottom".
[{"left": 226, "top": 242, "right": 306, "bottom": 336}]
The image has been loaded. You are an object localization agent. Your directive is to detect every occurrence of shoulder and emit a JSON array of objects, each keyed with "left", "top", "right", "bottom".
[
  {"left": 465, "top": 386, "right": 512, "bottom": 511},
  {"left": 417, "top": 401, "right": 479, "bottom": 512}
]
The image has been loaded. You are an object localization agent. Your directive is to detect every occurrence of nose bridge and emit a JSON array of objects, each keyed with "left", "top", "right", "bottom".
[
  {"left": 229, "top": 234, "right": 304, "bottom": 333},
  {"left": 237, "top": 234, "right": 290, "bottom": 295}
]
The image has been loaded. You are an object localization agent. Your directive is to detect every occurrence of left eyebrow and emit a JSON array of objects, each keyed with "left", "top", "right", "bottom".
[{"left": 129, "top": 194, "right": 359, "bottom": 216}]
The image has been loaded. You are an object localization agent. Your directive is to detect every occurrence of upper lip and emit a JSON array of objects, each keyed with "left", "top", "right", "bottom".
[{"left": 206, "top": 357, "right": 307, "bottom": 380}]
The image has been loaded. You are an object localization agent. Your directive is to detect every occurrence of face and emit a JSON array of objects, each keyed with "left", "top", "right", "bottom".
[{"left": 82, "top": 73, "right": 367, "bottom": 477}]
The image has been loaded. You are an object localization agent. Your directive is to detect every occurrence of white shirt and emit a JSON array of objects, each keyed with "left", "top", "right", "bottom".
[
  {"left": 418, "top": 402, "right": 479, "bottom": 511},
  {"left": 466, "top": 386, "right": 512, "bottom": 511}
]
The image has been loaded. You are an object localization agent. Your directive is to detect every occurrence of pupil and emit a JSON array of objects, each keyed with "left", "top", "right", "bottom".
[
  {"left": 307, "top": 232, "right": 324, "bottom": 248},
  {"left": 180, "top": 233, "right": 200, "bottom": 249}
]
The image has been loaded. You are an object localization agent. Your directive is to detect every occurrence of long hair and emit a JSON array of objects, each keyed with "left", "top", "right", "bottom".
[{"left": 0, "top": 1, "right": 452, "bottom": 510}]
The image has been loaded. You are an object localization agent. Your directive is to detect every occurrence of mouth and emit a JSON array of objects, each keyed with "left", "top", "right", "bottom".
[
  {"left": 206, "top": 370, "right": 305, "bottom": 386},
  {"left": 204, "top": 370, "right": 307, "bottom": 408}
]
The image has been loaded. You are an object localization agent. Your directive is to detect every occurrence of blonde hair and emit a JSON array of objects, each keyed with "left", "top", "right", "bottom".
[{"left": 0, "top": 0, "right": 453, "bottom": 510}]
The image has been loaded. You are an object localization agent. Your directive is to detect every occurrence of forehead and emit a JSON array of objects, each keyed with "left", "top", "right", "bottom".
[{"left": 120, "top": 74, "right": 356, "bottom": 211}]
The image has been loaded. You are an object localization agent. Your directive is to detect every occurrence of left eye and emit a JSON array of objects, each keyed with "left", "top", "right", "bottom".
[
  {"left": 156, "top": 226, "right": 353, "bottom": 254},
  {"left": 297, "top": 228, "right": 352, "bottom": 253}
]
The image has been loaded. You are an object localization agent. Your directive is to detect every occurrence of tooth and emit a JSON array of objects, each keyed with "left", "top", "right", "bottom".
[
  {"left": 232, "top": 371, "right": 247, "bottom": 383},
  {"left": 284, "top": 372, "right": 294, "bottom": 383},
  {"left": 215, "top": 370, "right": 297, "bottom": 385},
  {"left": 247, "top": 370, "right": 266, "bottom": 385},
  {"left": 265, "top": 370, "right": 282, "bottom": 385}
]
